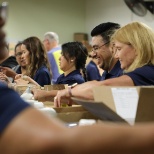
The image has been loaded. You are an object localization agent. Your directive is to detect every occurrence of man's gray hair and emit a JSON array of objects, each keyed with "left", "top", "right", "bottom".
[{"left": 44, "top": 32, "right": 59, "bottom": 44}]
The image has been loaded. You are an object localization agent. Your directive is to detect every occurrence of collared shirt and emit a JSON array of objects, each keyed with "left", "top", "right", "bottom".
[
  {"left": 33, "top": 66, "right": 51, "bottom": 86},
  {"left": 0, "top": 83, "right": 30, "bottom": 134},
  {"left": 15, "top": 65, "right": 51, "bottom": 87},
  {"left": 101, "top": 61, "right": 123, "bottom": 80},
  {"left": 55, "top": 69, "right": 85, "bottom": 86},
  {"left": 125, "top": 65, "right": 154, "bottom": 86},
  {"left": 86, "top": 60, "right": 101, "bottom": 81}
]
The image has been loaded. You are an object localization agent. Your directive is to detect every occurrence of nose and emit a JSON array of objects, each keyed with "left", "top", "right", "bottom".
[{"left": 115, "top": 50, "right": 119, "bottom": 59}]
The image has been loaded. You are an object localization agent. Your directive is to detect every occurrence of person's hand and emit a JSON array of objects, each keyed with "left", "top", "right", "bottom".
[
  {"left": 0, "top": 66, "right": 17, "bottom": 78},
  {"left": 31, "top": 89, "right": 48, "bottom": 102},
  {"left": 0, "top": 72, "right": 10, "bottom": 84},
  {"left": 15, "top": 74, "right": 22, "bottom": 80},
  {"left": 14, "top": 78, "right": 29, "bottom": 85},
  {"left": 54, "top": 89, "right": 72, "bottom": 107},
  {"left": 15, "top": 74, "right": 40, "bottom": 87}
]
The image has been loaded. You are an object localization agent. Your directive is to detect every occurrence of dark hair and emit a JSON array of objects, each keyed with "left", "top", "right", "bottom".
[
  {"left": 91, "top": 22, "right": 121, "bottom": 43},
  {"left": 62, "top": 42, "right": 88, "bottom": 81},
  {"left": 22, "top": 36, "right": 50, "bottom": 78},
  {"left": 14, "top": 41, "right": 22, "bottom": 53}
]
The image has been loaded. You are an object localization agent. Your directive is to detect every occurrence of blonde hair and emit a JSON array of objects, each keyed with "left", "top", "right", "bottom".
[{"left": 112, "top": 22, "right": 154, "bottom": 72}]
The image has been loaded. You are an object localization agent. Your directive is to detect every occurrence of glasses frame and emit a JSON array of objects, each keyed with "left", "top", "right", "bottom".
[{"left": 92, "top": 41, "right": 110, "bottom": 52}]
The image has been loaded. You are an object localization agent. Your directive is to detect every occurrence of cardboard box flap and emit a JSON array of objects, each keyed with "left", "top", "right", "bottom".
[
  {"left": 135, "top": 87, "right": 154, "bottom": 122},
  {"left": 44, "top": 84, "right": 67, "bottom": 91},
  {"left": 93, "top": 86, "right": 141, "bottom": 112},
  {"left": 53, "top": 105, "right": 98, "bottom": 123},
  {"left": 93, "top": 86, "right": 116, "bottom": 111},
  {"left": 93, "top": 86, "right": 154, "bottom": 125},
  {"left": 71, "top": 97, "right": 127, "bottom": 123}
]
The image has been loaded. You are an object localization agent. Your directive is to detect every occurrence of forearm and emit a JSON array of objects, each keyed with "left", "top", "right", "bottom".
[
  {"left": 62, "top": 123, "right": 154, "bottom": 154},
  {"left": 71, "top": 80, "right": 101, "bottom": 100},
  {"left": 0, "top": 107, "right": 67, "bottom": 154},
  {"left": 8, "top": 72, "right": 17, "bottom": 79},
  {"left": 44, "top": 90, "right": 58, "bottom": 102}
]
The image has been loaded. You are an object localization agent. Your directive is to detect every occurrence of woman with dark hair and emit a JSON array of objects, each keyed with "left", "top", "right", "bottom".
[
  {"left": 15, "top": 36, "right": 51, "bottom": 87},
  {"left": 55, "top": 41, "right": 88, "bottom": 85}
]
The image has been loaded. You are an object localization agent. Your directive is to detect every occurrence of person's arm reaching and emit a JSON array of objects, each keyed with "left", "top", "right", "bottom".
[
  {"left": 54, "top": 75, "right": 134, "bottom": 106},
  {"left": 1, "top": 84, "right": 154, "bottom": 153},
  {"left": 0, "top": 66, "right": 17, "bottom": 79},
  {"left": 31, "top": 89, "right": 58, "bottom": 102}
]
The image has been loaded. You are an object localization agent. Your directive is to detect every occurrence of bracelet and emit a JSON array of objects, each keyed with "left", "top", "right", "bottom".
[
  {"left": 68, "top": 83, "right": 78, "bottom": 97},
  {"left": 68, "top": 86, "right": 73, "bottom": 97}
]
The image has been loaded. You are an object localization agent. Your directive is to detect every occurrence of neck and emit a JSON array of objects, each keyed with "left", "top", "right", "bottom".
[
  {"left": 64, "top": 66, "right": 76, "bottom": 76},
  {"left": 21, "top": 67, "right": 27, "bottom": 75},
  {"left": 108, "top": 58, "right": 118, "bottom": 72},
  {"left": 49, "top": 42, "right": 58, "bottom": 50}
]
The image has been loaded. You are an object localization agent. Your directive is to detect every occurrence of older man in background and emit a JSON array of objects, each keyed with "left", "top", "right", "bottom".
[{"left": 43, "top": 32, "right": 63, "bottom": 84}]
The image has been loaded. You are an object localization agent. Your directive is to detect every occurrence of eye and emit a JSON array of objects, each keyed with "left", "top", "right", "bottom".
[{"left": 117, "top": 47, "right": 121, "bottom": 51}]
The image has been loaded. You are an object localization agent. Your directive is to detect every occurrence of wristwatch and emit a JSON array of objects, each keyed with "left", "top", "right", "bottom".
[{"left": 68, "top": 83, "right": 78, "bottom": 97}]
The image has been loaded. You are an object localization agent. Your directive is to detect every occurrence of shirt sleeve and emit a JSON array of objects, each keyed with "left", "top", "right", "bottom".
[
  {"left": 0, "top": 83, "right": 30, "bottom": 134},
  {"left": 125, "top": 66, "right": 154, "bottom": 86}
]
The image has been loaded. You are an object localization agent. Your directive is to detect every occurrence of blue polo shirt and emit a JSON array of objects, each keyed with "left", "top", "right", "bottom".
[
  {"left": 15, "top": 65, "right": 51, "bottom": 86},
  {"left": 33, "top": 65, "right": 51, "bottom": 86},
  {"left": 0, "top": 83, "right": 30, "bottom": 134},
  {"left": 55, "top": 69, "right": 85, "bottom": 86},
  {"left": 125, "top": 65, "right": 154, "bottom": 86},
  {"left": 101, "top": 61, "right": 123, "bottom": 80},
  {"left": 86, "top": 60, "right": 101, "bottom": 81}
]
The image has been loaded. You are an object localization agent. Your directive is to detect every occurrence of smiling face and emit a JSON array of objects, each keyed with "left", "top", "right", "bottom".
[
  {"left": 91, "top": 35, "right": 112, "bottom": 71},
  {"left": 115, "top": 41, "right": 136, "bottom": 70},
  {"left": 20, "top": 44, "right": 30, "bottom": 66}
]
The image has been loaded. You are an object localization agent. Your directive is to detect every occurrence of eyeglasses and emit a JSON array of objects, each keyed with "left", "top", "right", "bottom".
[{"left": 92, "top": 41, "right": 110, "bottom": 52}]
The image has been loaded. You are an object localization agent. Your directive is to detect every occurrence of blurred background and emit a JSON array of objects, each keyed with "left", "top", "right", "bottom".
[{"left": 1, "top": 0, "right": 154, "bottom": 50}]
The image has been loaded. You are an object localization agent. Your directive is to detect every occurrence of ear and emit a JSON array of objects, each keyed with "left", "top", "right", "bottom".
[{"left": 70, "top": 57, "right": 76, "bottom": 62}]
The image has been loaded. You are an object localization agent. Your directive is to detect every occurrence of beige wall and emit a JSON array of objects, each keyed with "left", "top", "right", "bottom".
[
  {"left": 1, "top": 0, "right": 154, "bottom": 46},
  {"left": 85, "top": 0, "right": 154, "bottom": 41},
  {"left": 0, "top": 0, "right": 86, "bottom": 44}
]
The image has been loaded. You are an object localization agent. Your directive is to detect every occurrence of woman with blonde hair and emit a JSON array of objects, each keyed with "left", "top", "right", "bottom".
[{"left": 54, "top": 21, "right": 154, "bottom": 105}]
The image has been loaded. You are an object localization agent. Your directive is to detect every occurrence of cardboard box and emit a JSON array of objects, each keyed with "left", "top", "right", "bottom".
[
  {"left": 53, "top": 105, "right": 98, "bottom": 123},
  {"left": 43, "top": 102, "right": 98, "bottom": 123},
  {"left": 93, "top": 86, "right": 154, "bottom": 125},
  {"left": 74, "top": 33, "right": 88, "bottom": 42},
  {"left": 44, "top": 84, "right": 67, "bottom": 91}
]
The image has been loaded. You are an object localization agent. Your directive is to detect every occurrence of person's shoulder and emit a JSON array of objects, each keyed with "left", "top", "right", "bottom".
[
  {"left": 49, "top": 46, "right": 61, "bottom": 53},
  {"left": 135, "top": 65, "right": 154, "bottom": 72},
  {"left": 86, "top": 61, "right": 96, "bottom": 68},
  {"left": 70, "top": 72, "right": 85, "bottom": 83},
  {"left": 36, "top": 66, "right": 50, "bottom": 74}
]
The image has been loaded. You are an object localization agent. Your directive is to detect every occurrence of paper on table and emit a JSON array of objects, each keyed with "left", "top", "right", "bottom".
[{"left": 111, "top": 88, "right": 139, "bottom": 125}]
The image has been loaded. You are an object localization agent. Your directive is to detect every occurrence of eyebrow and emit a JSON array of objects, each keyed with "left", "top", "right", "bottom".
[{"left": 92, "top": 45, "right": 99, "bottom": 48}]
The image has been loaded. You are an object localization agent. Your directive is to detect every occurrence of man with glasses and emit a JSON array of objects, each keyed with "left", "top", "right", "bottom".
[
  {"left": 32, "top": 22, "right": 123, "bottom": 101},
  {"left": 90, "top": 22, "right": 123, "bottom": 80}
]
